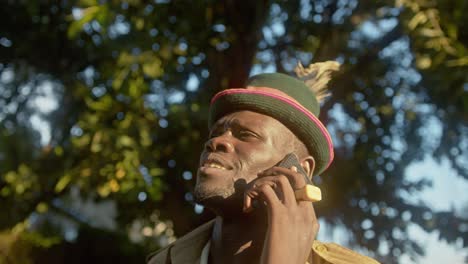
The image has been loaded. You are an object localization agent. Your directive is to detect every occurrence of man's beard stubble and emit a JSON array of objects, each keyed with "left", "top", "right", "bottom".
[
  {"left": 193, "top": 178, "right": 249, "bottom": 216},
  {"left": 193, "top": 182, "right": 235, "bottom": 204}
]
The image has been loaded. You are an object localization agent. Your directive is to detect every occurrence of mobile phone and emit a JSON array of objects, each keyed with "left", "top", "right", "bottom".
[
  {"left": 276, "top": 153, "right": 322, "bottom": 202},
  {"left": 245, "top": 153, "right": 322, "bottom": 212},
  {"left": 276, "top": 153, "right": 311, "bottom": 184}
]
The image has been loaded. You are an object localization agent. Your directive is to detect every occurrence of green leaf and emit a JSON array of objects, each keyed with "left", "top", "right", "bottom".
[
  {"left": 67, "top": 6, "right": 100, "bottom": 38},
  {"left": 54, "top": 174, "right": 72, "bottom": 193},
  {"left": 149, "top": 168, "right": 164, "bottom": 177},
  {"left": 142, "top": 59, "right": 163, "bottom": 78},
  {"left": 118, "top": 135, "right": 134, "bottom": 147}
]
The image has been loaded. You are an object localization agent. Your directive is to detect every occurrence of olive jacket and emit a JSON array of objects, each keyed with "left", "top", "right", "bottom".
[{"left": 147, "top": 220, "right": 380, "bottom": 264}]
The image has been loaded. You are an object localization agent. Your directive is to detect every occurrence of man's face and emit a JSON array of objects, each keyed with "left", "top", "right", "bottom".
[{"left": 194, "top": 110, "right": 294, "bottom": 210}]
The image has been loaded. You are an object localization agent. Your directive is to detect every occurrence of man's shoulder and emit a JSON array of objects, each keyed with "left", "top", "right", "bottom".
[
  {"left": 147, "top": 220, "right": 381, "bottom": 264},
  {"left": 147, "top": 219, "right": 215, "bottom": 264},
  {"left": 311, "top": 240, "right": 380, "bottom": 264}
]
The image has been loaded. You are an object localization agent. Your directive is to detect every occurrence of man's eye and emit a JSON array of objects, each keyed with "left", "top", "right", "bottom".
[{"left": 238, "top": 130, "right": 255, "bottom": 138}]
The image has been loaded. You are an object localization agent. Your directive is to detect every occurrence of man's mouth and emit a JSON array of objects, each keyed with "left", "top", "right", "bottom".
[
  {"left": 204, "top": 162, "right": 227, "bottom": 170},
  {"left": 201, "top": 157, "right": 232, "bottom": 170}
]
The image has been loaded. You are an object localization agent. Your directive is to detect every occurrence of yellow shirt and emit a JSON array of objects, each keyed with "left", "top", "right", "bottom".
[{"left": 147, "top": 220, "right": 380, "bottom": 264}]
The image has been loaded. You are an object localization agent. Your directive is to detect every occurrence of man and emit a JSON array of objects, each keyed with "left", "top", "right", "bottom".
[{"left": 148, "top": 61, "right": 380, "bottom": 264}]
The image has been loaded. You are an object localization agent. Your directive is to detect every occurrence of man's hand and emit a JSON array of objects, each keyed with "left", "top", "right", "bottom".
[{"left": 244, "top": 166, "right": 319, "bottom": 264}]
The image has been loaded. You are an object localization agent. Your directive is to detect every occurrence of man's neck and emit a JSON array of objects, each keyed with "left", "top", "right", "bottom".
[{"left": 209, "top": 211, "right": 268, "bottom": 264}]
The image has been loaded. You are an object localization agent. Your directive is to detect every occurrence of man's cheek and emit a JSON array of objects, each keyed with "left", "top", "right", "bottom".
[{"left": 253, "top": 157, "right": 279, "bottom": 172}]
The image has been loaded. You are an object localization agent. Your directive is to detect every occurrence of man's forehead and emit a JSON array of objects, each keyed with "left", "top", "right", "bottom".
[{"left": 211, "top": 110, "right": 289, "bottom": 132}]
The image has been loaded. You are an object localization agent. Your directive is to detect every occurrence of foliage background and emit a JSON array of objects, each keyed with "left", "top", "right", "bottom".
[{"left": 0, "top": 0, "right": 467, "bottom": 263}]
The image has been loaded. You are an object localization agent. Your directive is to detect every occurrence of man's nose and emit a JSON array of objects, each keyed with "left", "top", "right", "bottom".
[{"left": 205, "top": 132, "right": 235, "bottom": 153}]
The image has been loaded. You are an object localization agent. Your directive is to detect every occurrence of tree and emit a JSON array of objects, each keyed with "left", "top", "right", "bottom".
[{"left": 0, "top": 0, "right": 466, "bottom": 263}]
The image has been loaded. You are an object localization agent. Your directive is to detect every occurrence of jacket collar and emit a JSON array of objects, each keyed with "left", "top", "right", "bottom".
[{"left": 170, "top": 219, "right": 215, "bottom": 263}]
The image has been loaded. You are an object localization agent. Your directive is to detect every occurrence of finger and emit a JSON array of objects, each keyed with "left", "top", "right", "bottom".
[
  {"left": 259, "top": 166, "right": 307, "bottom": 190},
  {"left": 271, "top": 175, "right": 296, "bottom": 207},
  {"left": 255, "top": 183, "right": 282, "bottom": 213},
  {"left": 243, "top": 180, "right": 275, "bottom": 212},
  {"left": 243, "top": 190, "right": 258, "bottom": 213},
  {"left": 250, "top": 176, "right": 296, "bottom": 207}
]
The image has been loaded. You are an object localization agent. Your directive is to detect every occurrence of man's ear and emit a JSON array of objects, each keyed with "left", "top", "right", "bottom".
[{"left": 300, "top": 156, "right": 316, "bottom": 179}]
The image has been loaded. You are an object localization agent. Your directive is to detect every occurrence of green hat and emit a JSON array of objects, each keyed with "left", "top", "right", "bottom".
[{"left": 208, "top": 61, "right": 340, "bottom": 175}]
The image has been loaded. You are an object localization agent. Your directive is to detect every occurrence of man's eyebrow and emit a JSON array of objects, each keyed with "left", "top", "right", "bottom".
[
  {"left": 230, "top": 121, "right": 255, "bottom": 131},
  {"left": 210, "top": 119, "right": 252, "bottom": 133}
]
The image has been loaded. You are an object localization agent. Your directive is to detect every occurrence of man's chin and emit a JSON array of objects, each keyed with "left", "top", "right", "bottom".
[
  {"left": 193, "top": 184, "right": 233, "bottom": 200},
  {"left": 193, "top": 187, "right": 244, "bottom": 216}
]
